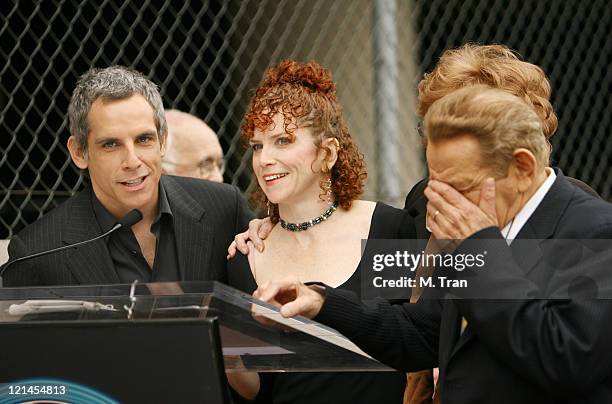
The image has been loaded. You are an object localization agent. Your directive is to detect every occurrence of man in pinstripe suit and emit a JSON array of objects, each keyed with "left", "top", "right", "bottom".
[{"left": 4, "top": 66, "right": 252, "bottom": 287}]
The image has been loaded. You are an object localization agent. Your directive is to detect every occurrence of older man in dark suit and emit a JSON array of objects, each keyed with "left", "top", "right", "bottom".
[
  {"left": 4, "top": 66, "right": 251, "bottom": 287},
  {"left": 404, "top": 43, "right": 599, "bottom": 240},
  {"left": 254, "top": 86, "right": 612, "bottom": 403}
]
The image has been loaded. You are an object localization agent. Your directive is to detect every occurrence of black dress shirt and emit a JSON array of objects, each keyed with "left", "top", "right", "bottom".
[{"left": 92, "top": 183, "right": 179, "bottom": 283}]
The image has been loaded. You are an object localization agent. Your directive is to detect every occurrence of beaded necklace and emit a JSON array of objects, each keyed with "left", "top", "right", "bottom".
[{"left": 280, "top": 202, "right": 338, "bottom": 232}]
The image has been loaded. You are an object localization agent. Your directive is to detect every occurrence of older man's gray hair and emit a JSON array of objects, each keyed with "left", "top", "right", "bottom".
[{"left": 67, "top": 65, "right": 167, "bottom": 153}]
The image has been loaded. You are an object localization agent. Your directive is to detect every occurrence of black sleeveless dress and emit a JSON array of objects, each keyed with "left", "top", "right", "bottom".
[{"left": 228, "top": 202, "right": 416, "bottom": 404}]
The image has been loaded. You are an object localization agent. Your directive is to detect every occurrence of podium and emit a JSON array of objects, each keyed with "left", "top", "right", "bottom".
[{"left": 0, "top": 281, "right": 392, "bottom": 403}]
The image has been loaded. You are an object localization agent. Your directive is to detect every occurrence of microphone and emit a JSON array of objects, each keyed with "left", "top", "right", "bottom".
[{"left": 0, "top": 209, "right": 143, "bottom": 287}]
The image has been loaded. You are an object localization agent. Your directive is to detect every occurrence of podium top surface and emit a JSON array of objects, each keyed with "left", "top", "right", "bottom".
[{"left": 0, "top": 281, "right": 392, "bottom": 373}]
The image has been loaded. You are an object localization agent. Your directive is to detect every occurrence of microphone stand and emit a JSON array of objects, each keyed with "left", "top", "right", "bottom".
[{"left": 0, "top": 209, "right": 142, "bottom": 287}]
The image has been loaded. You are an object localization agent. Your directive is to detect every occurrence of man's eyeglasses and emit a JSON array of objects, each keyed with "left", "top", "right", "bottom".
[
  {"left": 416, "top": 120, "right": 425, "bottom": 138},
  {"left": 163, "top": 159, "right": 225, "bottom": 179}
]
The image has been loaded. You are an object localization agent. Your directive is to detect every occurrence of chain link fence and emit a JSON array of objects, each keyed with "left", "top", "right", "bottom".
[{"left": 1, "top": 0, "right": 610, "bottom": 238}]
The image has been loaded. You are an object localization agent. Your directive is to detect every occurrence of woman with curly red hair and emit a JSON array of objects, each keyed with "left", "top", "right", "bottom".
[
  {"left": 241, "top": 59, "right": 367, "bottom": 225},
  {"left": 228, "top": 59, "right": 411, "bottom": 403}
]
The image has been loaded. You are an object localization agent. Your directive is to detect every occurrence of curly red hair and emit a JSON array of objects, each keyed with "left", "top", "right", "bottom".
[{"left": 241, "top": 60, "right": 366, "bottom": 221}]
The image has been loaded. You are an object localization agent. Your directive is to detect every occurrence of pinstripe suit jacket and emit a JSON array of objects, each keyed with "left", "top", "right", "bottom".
[{"left": 4, "top": 175, "right": 252, "bottom": 287}]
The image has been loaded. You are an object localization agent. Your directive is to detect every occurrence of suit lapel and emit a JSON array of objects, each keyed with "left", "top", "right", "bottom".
[
  {"left": 415, "top": 212, "right": 430, "bottom": 240},
  {"left": 62, "top": 188, "right": 119, "bottom": 285},
  {"left": 163, "top": 177, "right": 211, "bottom": 281},
  {"left": 511, "top": 170, "right": 574, "bottom": 276},
  {"left": 439, "top": 300, "right": 462, "bottom": 370},
  {"left": 508, "top": 235, "right": 543, "bottom": 276},
  {"left": 449, "top": 170, "right": 575, "bottom": 357}
]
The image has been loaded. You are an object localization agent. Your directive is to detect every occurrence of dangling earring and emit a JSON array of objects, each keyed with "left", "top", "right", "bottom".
[
  {"left": 322, "top": 177, "right": 333, "bottom": 204},
  {"left": 266, "top": 200, "right": 271, "bottom": 217}
]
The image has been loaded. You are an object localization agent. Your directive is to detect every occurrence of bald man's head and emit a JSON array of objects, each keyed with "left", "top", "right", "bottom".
[{"left": 163, "top": 110, "right": 224, "bottom": 182}]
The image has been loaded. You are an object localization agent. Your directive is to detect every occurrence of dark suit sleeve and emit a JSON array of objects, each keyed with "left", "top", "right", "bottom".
[
  {"left": 566, "top": 176, "right": 599, "bottom": 198},
  {"left": 315, "top": 288, "right": 441, "bottom": 372},
  {"left": 224, "top": 187, "right": 256, "bottom": 293},
  {"left": 4, "top": 234, "right": 40, "bottom": 286},
  {"left": 451, "top": 226, "right": 612, "bottom": 396},
  {"left": 233, "top": 186, "right": 253, "bottom": 235}
]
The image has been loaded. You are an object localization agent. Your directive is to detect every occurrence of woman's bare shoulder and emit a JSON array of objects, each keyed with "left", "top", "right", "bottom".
[{"left": 343, "top": 200, "right": 377, "bottom": 222}]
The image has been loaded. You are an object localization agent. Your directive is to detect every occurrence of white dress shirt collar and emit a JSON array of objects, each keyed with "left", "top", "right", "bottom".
[{"left": 501, "top": 168, "right": 556, "bottom": 244}]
